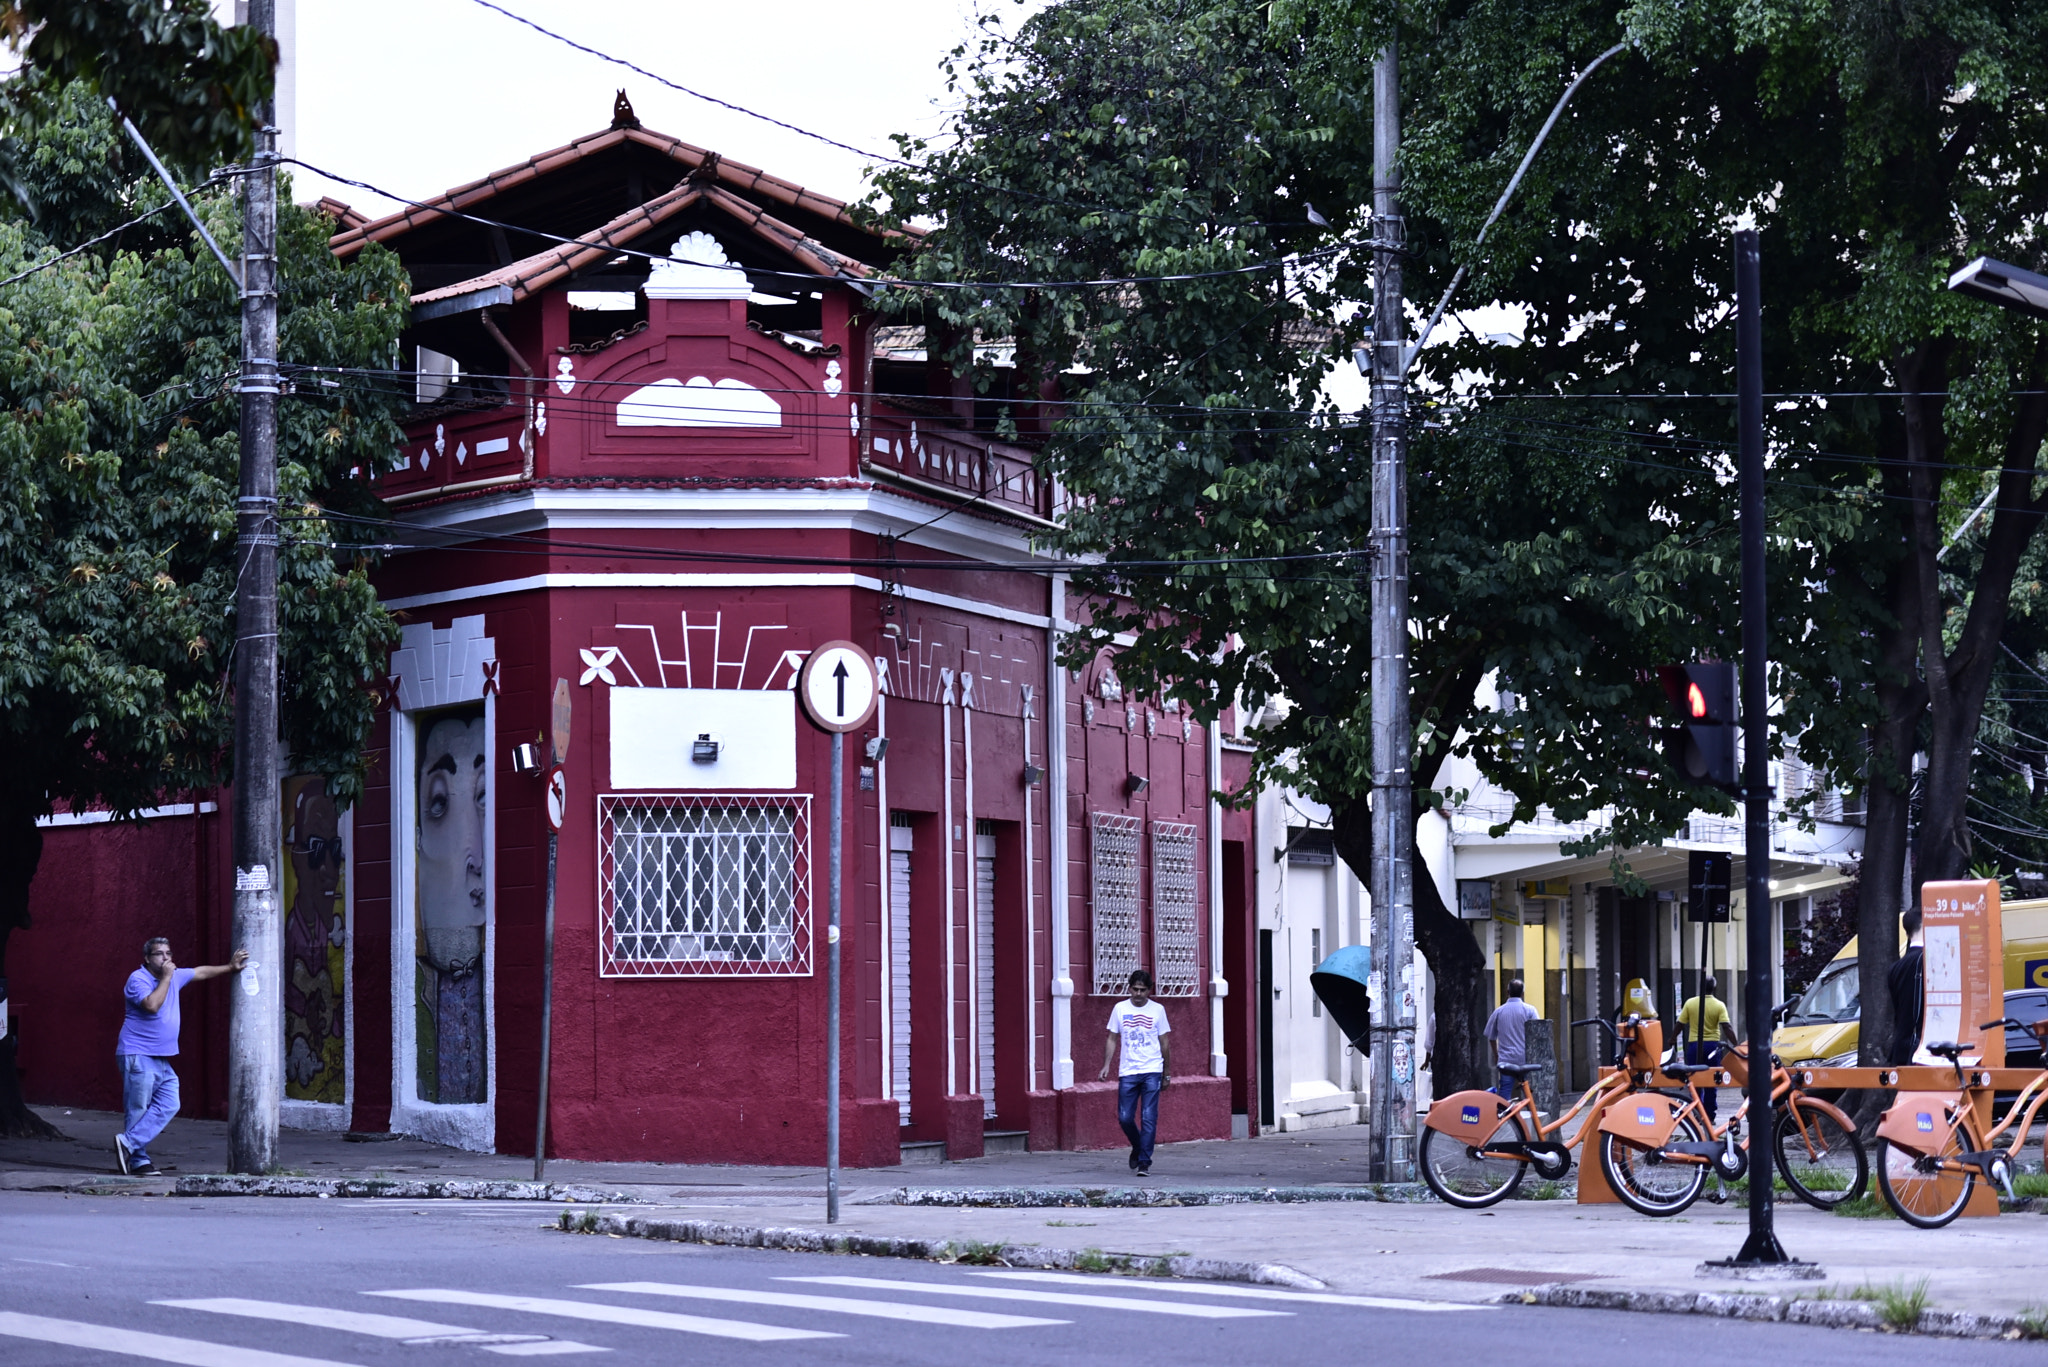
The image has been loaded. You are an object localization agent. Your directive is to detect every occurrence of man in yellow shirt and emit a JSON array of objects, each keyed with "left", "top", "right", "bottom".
[{"left": 1677, "top": 974, "right": 1738, "bottom": 1120}]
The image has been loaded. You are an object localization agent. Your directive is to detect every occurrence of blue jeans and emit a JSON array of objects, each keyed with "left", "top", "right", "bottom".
[
  {"left": 119, "top": 1054, "right": 180, "bottom": 1165},
  {"left": 1686, "top": 1041, "right": 1723, "bottom": 1121},
  {"left": 1117, "top": 1072, "right": 1163, "bottom": 1167}
]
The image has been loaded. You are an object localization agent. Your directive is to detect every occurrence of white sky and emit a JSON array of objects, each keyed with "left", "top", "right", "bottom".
[{"left": 288, "top": 0, "right": 1020, "bottom": 217}]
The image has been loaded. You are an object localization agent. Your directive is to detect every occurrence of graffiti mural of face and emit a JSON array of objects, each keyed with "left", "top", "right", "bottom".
[{"left": 418, "top": 715, "right": 487, "bottom": 970}]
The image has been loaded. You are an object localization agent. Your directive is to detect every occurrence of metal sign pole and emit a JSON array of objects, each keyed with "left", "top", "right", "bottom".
[
  {"left": 827, "top": 730, "right": 844, "bottom": 1224},
  {"left": 796, "top": 641, "right": 877, "bottom": 1229},
  {"left": 535, "top": 678, "right": 571, "bottom": 1182}
]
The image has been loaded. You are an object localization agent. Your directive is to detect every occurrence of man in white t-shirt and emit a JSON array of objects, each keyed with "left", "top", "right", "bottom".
[{"left": 1099, "top": 969, "right": 1172, "bottom": 1176}]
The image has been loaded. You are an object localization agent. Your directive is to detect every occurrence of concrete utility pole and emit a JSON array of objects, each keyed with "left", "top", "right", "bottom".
[
  {"left": 228, "top": 0, "right": 283, "bottom": 1176},
  {"left": 1367, "top": 29, "right": 1417, "bottom": 1184}
]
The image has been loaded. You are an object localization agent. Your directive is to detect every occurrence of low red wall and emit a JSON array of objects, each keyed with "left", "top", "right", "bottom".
[{"left": 1056, "top": 1075, "right": 1231, "bottom": 1151}]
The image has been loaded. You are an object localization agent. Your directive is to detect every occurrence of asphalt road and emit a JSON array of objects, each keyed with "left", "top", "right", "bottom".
[{"left": 0, "top": 1193, "right": 2037, "bottom": 1366}]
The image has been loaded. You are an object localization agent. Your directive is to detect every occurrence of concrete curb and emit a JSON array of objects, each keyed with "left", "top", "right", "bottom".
[
  {"left": 558, "top": 1209, "right": 1328, "bottom": 1290},
  {"left": 1510, "top": 1284, "right": 2041, "bottom": 1341},
  {"left": 174, "top": 1175, "right": 640, "bottom": 1203},
  {"left": 874, "top": 1183, "right": 1435, "bottom": 1208}
]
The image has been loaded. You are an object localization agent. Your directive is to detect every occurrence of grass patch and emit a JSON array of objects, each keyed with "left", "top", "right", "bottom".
[
  {"left": 1524, "top": 1181, "right": 1564, "bottom": 1201},
  {"left": 1074, "top": 1248, "right": 1114, "bottom": 1273},
  {"left": 2018, "top": 1305, "right": 2048, "bottom": 1340},
  {"left": 1830, "top": 1195, "right": 1896, "bottom": 1219},
  {"left": 1045, "top": 1220, "right": 1096, "bottom": 1227},
  {"left": 2011, "top": 1172, "right": 2048, "bottom": 1200},
  {"left": 1861, "top": 1278, "right": 1931, "bottom": 1330},
  {"left": 943, "top": 1240, "right": 1008, "bottom": 1266},
  {"left": 557, "top": 1209, "right": 600, "bottom": 1233}
]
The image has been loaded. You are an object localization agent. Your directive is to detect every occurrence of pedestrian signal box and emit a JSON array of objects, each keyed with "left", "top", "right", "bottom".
[{"left": 1658, "top": 662, "right": 1740, "bottom": 793}]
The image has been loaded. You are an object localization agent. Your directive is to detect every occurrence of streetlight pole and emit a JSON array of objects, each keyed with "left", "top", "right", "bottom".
[
  {"left": 1367, "top": 30, "right": 1417, "bottom": 1185},
  {"left": 228, "top": 0, "right": 283, "bottom": 1177}
]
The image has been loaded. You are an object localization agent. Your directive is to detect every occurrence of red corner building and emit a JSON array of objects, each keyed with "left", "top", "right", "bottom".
[{"left": 13, "top": 107, "right": 1265, "bottom": 1166}]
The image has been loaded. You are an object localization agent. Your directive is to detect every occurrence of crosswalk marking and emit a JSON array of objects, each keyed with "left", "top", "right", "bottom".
[
  {"left": 153, "top": 1299, "right": 489, "bottom": 1339},
  {"left": 970, "top": 1271, "right": 1495, "bottom": 1312},
  {"left": 0, "top": 1312, "right": 361, "bottom": 1367},
  {"left": 779, "top": 1276, "right": 1287, "bottom": 1319},
  {"left": 365, "top": 1290, "right": 840, "bottom": 1343},
  {"left": 151, "top": 1300, "right": 607, "bottom": 1356},
  {"left": 576, "top": 1281, "right": 1067, "bottom": 1329}
]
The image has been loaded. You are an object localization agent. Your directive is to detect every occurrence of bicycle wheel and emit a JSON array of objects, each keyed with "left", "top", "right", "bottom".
[
  {"left": 1774, "top": 1096, "right": 1867, "bottom": 1209},
  {"left": 1875, "top": 1135, "right": 1973, "bottom": 1229},
  {"left": 1419, "top": 1109, "right": 1531, "bottom": 1209},
  {"left": 1601, "top": 1112, "right": 1708, "bottom": 1216}
]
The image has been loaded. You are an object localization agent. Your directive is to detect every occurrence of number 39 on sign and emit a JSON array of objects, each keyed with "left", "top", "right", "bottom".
[{"left": 798, "top": 641, "right": 879, "bottom": 734}]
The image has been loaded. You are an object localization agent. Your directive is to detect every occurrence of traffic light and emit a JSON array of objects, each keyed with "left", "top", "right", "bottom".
[{"left": 1658, "top": 662, "right": 1739, "bottom": 793}]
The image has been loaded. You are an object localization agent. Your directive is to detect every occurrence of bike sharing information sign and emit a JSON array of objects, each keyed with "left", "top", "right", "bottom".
[{"left": 1919, "top": 879, "right": 2004, "bottom": 1069}]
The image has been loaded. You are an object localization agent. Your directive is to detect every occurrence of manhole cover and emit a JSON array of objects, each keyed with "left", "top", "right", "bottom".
[{"left": 1426, "top": 1268, "right": 1607, "bottom": 1285}]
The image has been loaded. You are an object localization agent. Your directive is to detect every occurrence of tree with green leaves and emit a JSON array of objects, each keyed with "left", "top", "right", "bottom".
[
  {"left": 871, "top": 0, "right": 1868, "bottom": 1092},
  {"left": 0, "top": 78, "right": 410, "bottom": 1135}
]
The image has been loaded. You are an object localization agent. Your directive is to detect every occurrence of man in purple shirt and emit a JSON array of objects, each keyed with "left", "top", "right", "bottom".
[{"left": 116, "top": 937, "right": 246, "bottom": 1175}]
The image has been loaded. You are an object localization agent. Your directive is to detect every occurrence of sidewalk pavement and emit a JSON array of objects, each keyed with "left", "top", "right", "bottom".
[{"left": 9, "top": 1106, "right": 2048, "bottom": 1327}]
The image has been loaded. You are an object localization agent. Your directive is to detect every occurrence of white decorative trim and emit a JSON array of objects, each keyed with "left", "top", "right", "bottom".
[
  {"left": 381, "top": 573, "right": 1053, "bottom": 630},
  {"left": 36, "top": 801, "right": 217, "bottom": 828},
  {"left": 642, "top": 231, "right": 750, "bottom": 300},
  {"left": 555, "top": 358, "right": 575, "bottom": 395},
  {"left": 616, "top": 376, "right": 782, "bottom": 429},
  {"left": 389, "top": 616, "right": 497, "bottom": 711}
]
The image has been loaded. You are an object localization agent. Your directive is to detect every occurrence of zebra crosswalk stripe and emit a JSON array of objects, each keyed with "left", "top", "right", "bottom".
[
  {"left": 151, "top": 1300, "right": 608, "bottom": 1355},
  {"left": 576, "top": 1281, "right": 1067, "bottom": 1329},
  {"left": 968, "top": 1271, "right": 1495, "bottom": 1312},
  {"left": 365, "top": 1290, "right": 839, "bottom": 1343},
  {"left": 779, "top": 1276, "right": 1287, "bottom": 1318},
  {"left": 0, "top": 1311, "right": 361, "bottom": 1367}
]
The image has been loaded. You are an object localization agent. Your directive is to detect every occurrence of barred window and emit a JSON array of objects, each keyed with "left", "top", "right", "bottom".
[
  {"left": 599, "top": 793, "right": 811, "bottom": 977},
  {"left": 1091, "top": 811, "right": 1144, "bottom": 995},
  {"left": 1151, "top": 819, "right": 1201, "bottom": 996}
]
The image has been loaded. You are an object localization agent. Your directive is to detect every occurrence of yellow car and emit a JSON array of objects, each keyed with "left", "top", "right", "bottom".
[{"left": 1771, "top": 898, "right": 2048, "bottom": 1068}]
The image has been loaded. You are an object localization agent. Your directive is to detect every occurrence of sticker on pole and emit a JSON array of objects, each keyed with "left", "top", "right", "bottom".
[
  {"left": 798, "top": 640, "right": 879, "bottom": 733},
  {"left": 545, "top": 765, "right": 568, "bottom": 833}
]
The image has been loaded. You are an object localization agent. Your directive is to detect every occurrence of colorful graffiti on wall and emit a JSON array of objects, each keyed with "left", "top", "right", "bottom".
[
  {"left": 415, "top": 706, "right": 489, "bottom": 1104},
  {"left": 283, "top": 775, "right": 346, "bottom": 1103}
]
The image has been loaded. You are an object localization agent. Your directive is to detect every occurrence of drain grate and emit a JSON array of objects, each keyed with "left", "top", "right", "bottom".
[{"left": 1427, "top": 1267, "right": 1608, "bottom": 1285}]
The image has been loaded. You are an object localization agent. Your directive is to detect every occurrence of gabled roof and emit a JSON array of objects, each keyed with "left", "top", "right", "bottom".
[
  {"left": 329, "top": 124, "right": 913, "bottom": 271},
  {"left": 410, "top": 180, "right": 870, "bottom": 312}
]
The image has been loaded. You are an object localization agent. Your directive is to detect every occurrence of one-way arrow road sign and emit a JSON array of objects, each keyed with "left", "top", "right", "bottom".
[{"left": 799, "top": 641, "right": 878, "bottom": 733}]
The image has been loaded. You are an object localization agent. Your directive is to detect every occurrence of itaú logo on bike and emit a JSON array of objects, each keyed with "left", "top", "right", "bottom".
[
  {"left": 1637, "top": 1106, "right": 1657, "bottom": 1125},
  {"left": 1916, "top": 1112, "right": 1935, "bottom": 1132},
  {"left": 1461, "top": 1105, "right": 1480, "bottom": 1125}
]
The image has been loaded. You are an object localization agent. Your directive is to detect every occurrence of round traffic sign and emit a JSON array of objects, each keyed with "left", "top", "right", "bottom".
[
  {"left": 545, "top": 765, "right": 568, "bottom": 832},
  {"left": 798, "top": 640, "right": 879, "bottom": 733}
]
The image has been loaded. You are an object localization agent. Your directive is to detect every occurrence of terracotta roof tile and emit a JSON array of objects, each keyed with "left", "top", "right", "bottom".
[
  {"left": 331, "top": 123, "right": 917, "bottom": 260},
  {"left": 409, "top": 179, "right": 871, "bottom": 308}
]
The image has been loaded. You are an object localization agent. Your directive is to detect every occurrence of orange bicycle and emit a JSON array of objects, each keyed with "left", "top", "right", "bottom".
[
  {"left": 1417, "top": 1015, "right": 1661, "bottom": 1208},
  {"left": 1595, "top": 1034, "right": 1865, "bottom": 1216},
  {"left": 1875, "top": 1015, "right": 2048, "bottom": 1228}
]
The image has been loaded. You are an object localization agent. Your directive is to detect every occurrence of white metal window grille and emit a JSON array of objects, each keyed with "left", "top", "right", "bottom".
[
  {"left": 599, "top": 793, "right": 811, "bottom": 977},
  {"left": 1150, "top": 819, "right": 1201, "bottom": 997},
  {"left": 1091, "top": 812, "right": 1144, "bottom": 996},
  {"left": 890, "top": 815, "right": 913, "bottom": 1124},
  {"left": 976, "top": 822, "right": 997, "bottom": 1119}
]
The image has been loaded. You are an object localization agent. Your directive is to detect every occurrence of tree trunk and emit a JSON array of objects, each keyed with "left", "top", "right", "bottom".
[
  {"left": 0, "top": 794, "right": 59, "bottom": 1139},
  {"left": 1908, "top": 372, "right": 2048, "bottom": 888},
  {"left": 1327, "top": 797, "right": 1489, "bottom": 1100}
]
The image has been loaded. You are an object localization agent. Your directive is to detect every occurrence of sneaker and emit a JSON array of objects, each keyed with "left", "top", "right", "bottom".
[
  {"left": 131, "top": 1161, "right": 158, "bottom": 1177},
  {"left": 1128, "top": 1152, "right": 1140, "bottom": 1172},
  {"left": 114, "top": 1134, "right": 134, "bottom": 1176},
  {"left": 1136, "top": 1164, "right": 1151, "bottom": 1177}
]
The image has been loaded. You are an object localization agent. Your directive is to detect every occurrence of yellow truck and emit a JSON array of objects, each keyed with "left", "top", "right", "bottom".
[{"left": 1771, "top": 898, "right": 2048, "bottom": 1066}]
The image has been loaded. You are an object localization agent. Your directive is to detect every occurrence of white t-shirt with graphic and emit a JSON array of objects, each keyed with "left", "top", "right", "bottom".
[{"left": 1108, "top": 998, "right": 1171, "bottom": 1076}]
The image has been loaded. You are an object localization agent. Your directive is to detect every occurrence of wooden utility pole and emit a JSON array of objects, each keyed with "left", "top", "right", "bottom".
[
  {"left": 1367, "top": 28, "right": 1417, "bottom": 1183},
  {"left": 228, "top": 0, "right": 282, "bottom": 1176}
]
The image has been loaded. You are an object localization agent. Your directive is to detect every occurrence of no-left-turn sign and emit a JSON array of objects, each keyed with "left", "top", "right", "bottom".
[{"left": 798, "top": 641, "right": 879, "bottom": 733}]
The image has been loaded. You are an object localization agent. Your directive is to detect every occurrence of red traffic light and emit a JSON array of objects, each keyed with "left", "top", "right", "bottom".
[{"left": 1688, "top": 682, "right": 1707, "bottom": 718}]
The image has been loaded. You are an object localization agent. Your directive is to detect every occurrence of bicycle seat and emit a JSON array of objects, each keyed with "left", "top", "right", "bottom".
[
  {"left": 1662, "top": 1061, "right": 1718, "bottom": 1077},
  {"left": 1924, "top": 1041, "right": 1972, "bottom": 1061},
  {"left": 1497, "top": 1064, "right": 1542, "bottom": 1078}
]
